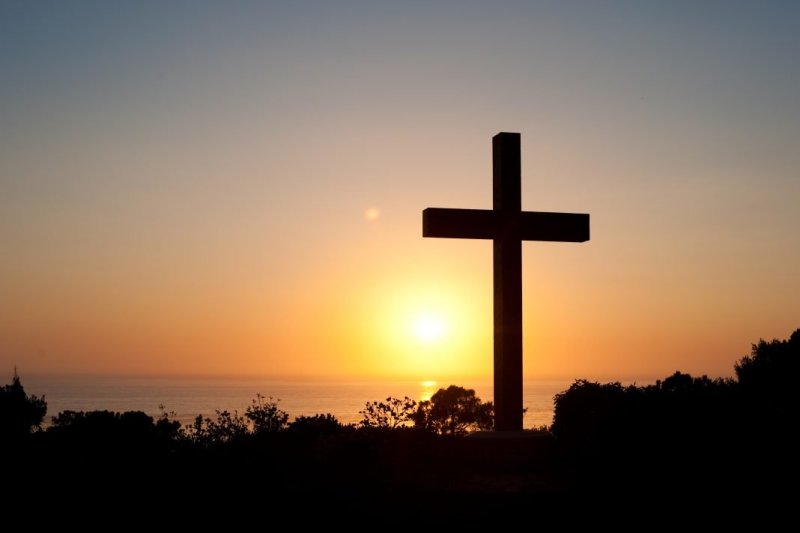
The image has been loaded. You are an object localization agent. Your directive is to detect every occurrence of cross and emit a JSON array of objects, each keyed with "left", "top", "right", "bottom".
[{"left": 422, "top": 132, "right": 590, "bottom": 431}]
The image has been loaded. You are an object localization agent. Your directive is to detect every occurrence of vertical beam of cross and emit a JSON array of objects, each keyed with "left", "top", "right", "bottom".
[{"left": 492, "top": 133, "right": 523, "bottom": 431}]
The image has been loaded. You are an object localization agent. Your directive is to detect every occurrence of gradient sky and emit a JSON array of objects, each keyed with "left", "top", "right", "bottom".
[{"left": 2, "top": 1, "right": 798, "bottom": 380}]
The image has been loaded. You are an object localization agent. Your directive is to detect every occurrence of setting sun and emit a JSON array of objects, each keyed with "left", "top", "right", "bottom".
[
  {"left": 355, "top": 276, "right": 492, "bottom": 378},
  {"left": 412, "top": 314, "right": 447, "bottom": 343}
]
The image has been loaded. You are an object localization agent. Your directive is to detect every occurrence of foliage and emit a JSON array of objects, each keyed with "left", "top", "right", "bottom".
[
  {"left": 359, "top": 396, "right": 417, "bottom": 429},
  {"left": 7, "top": 332, "right": 799, "bottom": 513},
  {"left": 51, "top": 409, "right": 154, "bottom": 431},
  {"left": 183, "top": 395, "right": 288, "bottom": 444},
  {"left": 735, "top": 329, "right": 799, "bottom": 392},
  {"left": 550, "top": 379, "right": 630, "bottom": 445},
  {"left": 245, "top": 394, "right": 289, "bottom": 434},
  {"left": 735, "top": 329, "right": 799, "bottom": 425},
  {"left": 411, "top": 385, "right": 493, "bottom": 435},
  {"left": 48, "top": 410, "right": 163, "bottom": 453},
  {"left": 186, "top": 410, "right": 248, "bottom": 445},
  {"left": 155, "top": 403, "right": 183, "bottom": 440},
  {"left": 551, "top": 372, "right": 737, "bottom": 450},
  {"left": 552, "top": 330, "right": 799, "bottom": 449},
  {"left": 0, "top": 370, "right": 47, "bottom": 438},
  {"left": 289, "top": 413, "right": 343, "bottom": 436}
]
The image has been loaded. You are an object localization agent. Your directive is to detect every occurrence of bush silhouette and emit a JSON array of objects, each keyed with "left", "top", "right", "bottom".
[
  {"left": 288, "top": 413, "right": 343, "bottom": 436},
  {"left": 155, "top": 404, "right": 183, "bottom": 441},
  {"left": 245, "top": 394, "right": 289, "bottom": 434},
  {"left": 181, "top": 395, "right": 289, "bottom": 445},
  {"left": 186, "top": 410, "right": 248, "bottom": 445},
  {"left": 411, "top": 385, "right": 493, "bottom": 435},
  {"left": 550, "top": 379, "right": 628, "bottom": 446},
  {"left": 359, "top": 396, "right": 417, "bottom": 429},
  {"left": 0, "top": 370, "right": 47, "bottom": 439},
  {"left": 46, "top": 410, "right": 173, "bottom": 457}
]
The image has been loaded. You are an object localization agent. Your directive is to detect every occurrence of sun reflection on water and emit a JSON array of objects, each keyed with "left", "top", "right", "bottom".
[{"left": 419, "top": 380, "right": 438, "bottom": 402}]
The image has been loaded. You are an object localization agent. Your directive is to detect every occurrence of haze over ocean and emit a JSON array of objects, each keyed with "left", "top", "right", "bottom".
[{"left": 20, "top": 374, "right": 653, "bottom": 429}]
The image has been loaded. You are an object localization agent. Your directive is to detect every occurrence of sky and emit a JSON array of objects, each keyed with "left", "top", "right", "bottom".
[{"left": 1, "top": 1, "right": 798, "bottom": 381}]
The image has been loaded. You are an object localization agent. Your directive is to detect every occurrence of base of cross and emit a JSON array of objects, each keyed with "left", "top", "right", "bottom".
[
  {"left": 467, "top": 430, "right": 544, "bottom": 440},
  {"left": 464, "top": 430, "right": 556, "bottom": 472}
]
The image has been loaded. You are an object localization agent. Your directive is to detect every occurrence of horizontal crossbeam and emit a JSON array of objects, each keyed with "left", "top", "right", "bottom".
[{"left": 422, "top": 207, "right": 590, "bottom": 242}]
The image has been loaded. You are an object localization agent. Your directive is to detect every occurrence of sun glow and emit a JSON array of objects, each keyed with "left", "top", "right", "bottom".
[
  {"left": 359, "top": 278, "right": 492, "bottom": 377},
  {"left": 412, "top": 314, "right": 447, "bottom": 343}
]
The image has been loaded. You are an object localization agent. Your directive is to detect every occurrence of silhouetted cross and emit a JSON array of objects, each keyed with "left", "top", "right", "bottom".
[{"left": 422, "top": 132, "right": 590, "bottom": 431}]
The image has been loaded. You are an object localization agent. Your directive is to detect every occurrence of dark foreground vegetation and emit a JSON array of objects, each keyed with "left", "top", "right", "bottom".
[{"left": 2, "top": 331, "right": 798, "bottom": 521}]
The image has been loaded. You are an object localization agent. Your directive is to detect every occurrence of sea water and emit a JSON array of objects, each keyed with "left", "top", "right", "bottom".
[{"left": 19, "top": 374, "right": 589, "bottom": 429}]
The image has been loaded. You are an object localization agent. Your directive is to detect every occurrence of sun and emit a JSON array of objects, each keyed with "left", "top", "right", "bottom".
[
  {"left": 366, "top": 280, "right": 492, "bottom": 376},
  {"left": 412, "top": 314, "right": 447, "bottom": 343}
]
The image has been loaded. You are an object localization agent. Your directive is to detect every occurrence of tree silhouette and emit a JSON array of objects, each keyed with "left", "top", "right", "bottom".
[
  {"left": 411, "top": 385, "right": 493, "bottom": 435},
  {"left": 736, "top": 329, "right": 799, "bottom": 393},
  {"left": 0, "top": 370, "right": 47, "bottom": 439},
  {"left": 735, "top": 329, "right": 800, "bottom": 425}
]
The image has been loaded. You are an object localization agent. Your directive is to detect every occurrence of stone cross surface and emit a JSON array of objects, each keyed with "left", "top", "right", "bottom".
[{"left": 422, "top": 132, "right": 590, "bottom": 431}]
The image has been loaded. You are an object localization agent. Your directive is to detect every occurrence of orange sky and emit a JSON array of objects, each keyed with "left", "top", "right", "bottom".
[{"left": 1, "top": 3, "right": 798, "bottom": 381}]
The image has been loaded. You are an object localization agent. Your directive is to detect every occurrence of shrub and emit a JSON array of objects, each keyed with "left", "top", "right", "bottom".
[{"left": 359, "top": 396, "right": 417, "bottom": 429}]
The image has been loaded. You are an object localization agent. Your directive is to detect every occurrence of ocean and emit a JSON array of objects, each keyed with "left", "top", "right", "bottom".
[{"left": 20, "top": 375, "right": 586, "bottom": 429}]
